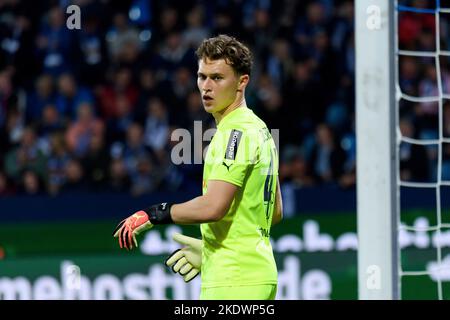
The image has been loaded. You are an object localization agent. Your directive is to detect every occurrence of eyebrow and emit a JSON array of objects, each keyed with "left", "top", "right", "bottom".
[{"left": 197, "top": 72, "right": 224, "bottom": 77}]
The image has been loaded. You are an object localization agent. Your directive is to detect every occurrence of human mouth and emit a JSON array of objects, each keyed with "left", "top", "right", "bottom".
[{"left": 202, "top": 95, "right": 213, "bottom": 102}]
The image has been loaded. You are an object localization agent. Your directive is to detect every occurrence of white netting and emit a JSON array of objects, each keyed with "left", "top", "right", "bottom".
[{"left": 395, "top": 0, "right": 450, "bottom": 299}]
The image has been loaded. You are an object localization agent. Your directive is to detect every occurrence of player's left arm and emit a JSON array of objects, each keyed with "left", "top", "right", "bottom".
[{"left": 272, "top": 177, "right": 283, "bottom": 226}]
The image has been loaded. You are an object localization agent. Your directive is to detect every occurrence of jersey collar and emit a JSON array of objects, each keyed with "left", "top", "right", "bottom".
[{"left": 217, "top": 105, "right": 250, "bottom": 129}]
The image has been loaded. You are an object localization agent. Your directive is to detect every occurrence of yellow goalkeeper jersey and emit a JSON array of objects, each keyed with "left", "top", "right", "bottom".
[{"left": 200, "top": 106, "right": 278, "bottom": 288}]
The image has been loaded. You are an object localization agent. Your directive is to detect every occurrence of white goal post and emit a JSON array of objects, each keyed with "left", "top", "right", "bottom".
[{"left": 355, "top": 0, "right": 399, "bottom": 299}]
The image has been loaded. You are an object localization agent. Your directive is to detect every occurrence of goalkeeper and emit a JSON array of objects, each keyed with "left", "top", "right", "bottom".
[{"left": 113, "top": 35, "right": 283, "bottom": 300}]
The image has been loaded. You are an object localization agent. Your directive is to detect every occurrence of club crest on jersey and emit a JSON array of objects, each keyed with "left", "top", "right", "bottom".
[{"left": 225, "top": 129, "right": 242, "bottom": 160}]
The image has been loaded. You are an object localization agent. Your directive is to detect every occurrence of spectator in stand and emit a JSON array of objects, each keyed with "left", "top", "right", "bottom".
[
  {"left": 398, "top": 0, "right": 435, "bottom": 51},
  {"left": 135, "top": 68, "right": 159, "bottom": 118},
  {"left": 35, "top": 104, "right": 67, "bottom": 156},
  {"left": 254, "top": 73, "right": 284, "bottom": 134},
  {"left": 143, "top": 97, "right": 169, "bottom": 161},
  {"left": 182, "top": 5, "right": 210, "bottom": 50},
  {"left": 108, "top": 158, "right": 131, "bottom": 193},
  {"left": 442, "top": 102, "right": 450, "bottom": 179},
  {"left": 1, "top": 104, "right": 25, "bottom": 153},
  {"left": 0, "top": 170, "right": 15, "bottom": 196},
  {"left": 130, "top": 155, "right": 160, "bottom": 197},
  {"left": 36, "top": 104, "right": 66, "bottom": 138},
  {"left": 113, "top": 123, "right": 150, "bottom": 177},
  {"left": 106, "top": 13, "right": 142, "bottom": 64},
  {"left": 76, "top": 13, "right": 108, "bottom": 86},
  {"left": 55, "top": 73, "right": 94, "bottom": 119},
  {"left": 157, "top": 32, "right": 192, "bottom": 75},
  {"left": 153, "top": 6, "right": 181, "bottom": 46},
  {"left": 266, "top": 38, "right": 294, "bottom": 91},
  {"left": 244, "top": 8, "right": 274, "bottom": 62},
  {"left": 82, "top": 132, "right": 110, "bottom": 190},
  {"left": 280, "top": 146, "right": 315, "bottom": 188},
  {"left": 399, "top": 117, "right": 430, "bottom": 182},
  {"left": 65, "top": 102, "right": 105, "bottom": 158},
  {"left": 0, "top": 11, "right": 37, "bottom": 86},
  {"left": 26, "top": 74, "right": 55, "bottom": 122},
  {"left": 332, "top": 1, "right": 355, "bottom": 109},
  {"left": 443, "top": 101, "right": 450, "bottom": 138},
  {"left": 210, "top": 6, "right": 239, "bottom": 37},
  {"left": 106, "top": 94, "right": 136, "bottom": 144},
  {"left": 399, "top": 56, "right": 420, "bottom": 97},
  {"left": 46, "top": 132, "right": 71, "bottom": 196},
  {"left": 308, "top": 123, "right": 347, "bottom": 184},
  {"left": 18, "top": 170, "right": 44, "bottom": 196},
  {"left": 98, "top": 67, "right": 138, "bottom": 120},
  {"left": 294, "top": 1, "right": 329, "bottom": 56},
  {"left": 171, "top": 67, "right": 196, "bottom": 106},
  {"left": 0, "top": 69, "right": 15, "bottom": 129},
  {"left": 61, "top": 159, "right": 88, "bottom": 193},
  {"left": 416, "top": 64, "right": 450, "bottom": 134},
  {"left": 35, "top": 6, "right": 75, "bottom": 76},
  {"left": 4, "top": 126, "right": 47, "bottom": 184}
]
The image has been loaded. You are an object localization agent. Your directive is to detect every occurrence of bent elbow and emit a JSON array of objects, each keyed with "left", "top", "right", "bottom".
[
  {"left": 209, "top": 207, "right": 227, "bottom": 222},
  {"left": 206, "top": 201, "right": 229, "bottom": 222}
]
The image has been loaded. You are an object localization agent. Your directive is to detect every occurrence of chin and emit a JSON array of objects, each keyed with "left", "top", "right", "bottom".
[{"left": 203, "top": 104, "right": 215, "bottom": 113}]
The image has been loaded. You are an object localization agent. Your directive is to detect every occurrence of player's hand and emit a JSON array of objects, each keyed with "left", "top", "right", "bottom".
[
  {"left": 165, "top": 233, "right": 202, "bottom": 282},
  {"left": 113, "top": 210, "right": 153, "bottom": 250}
]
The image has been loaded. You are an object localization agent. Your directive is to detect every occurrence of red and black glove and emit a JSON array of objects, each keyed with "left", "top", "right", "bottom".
[{"left": 112, "top": 203, "right": 173, "bottom": 250}]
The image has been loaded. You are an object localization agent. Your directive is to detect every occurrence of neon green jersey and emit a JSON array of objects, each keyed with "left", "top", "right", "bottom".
[{"left": 201, "top": 106, "right": 278, "bottom": 288}]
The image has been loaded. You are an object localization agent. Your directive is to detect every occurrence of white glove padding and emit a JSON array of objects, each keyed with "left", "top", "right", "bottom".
[{"left": 165, "top": 233, "right": 202, "bottom": 282}]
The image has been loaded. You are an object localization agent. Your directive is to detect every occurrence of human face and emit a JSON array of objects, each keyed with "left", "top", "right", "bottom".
[{"left": 197, "top": 58, "right": 242, "bottom": 115}]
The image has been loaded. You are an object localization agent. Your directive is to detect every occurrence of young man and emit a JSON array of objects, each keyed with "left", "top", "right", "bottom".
[{"left": 113, "top": 35, "right": 283, "bottom": 300}]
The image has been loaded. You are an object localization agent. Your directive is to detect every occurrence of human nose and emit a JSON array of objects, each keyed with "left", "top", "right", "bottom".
[{"left": 201, "top": 78, "right": 213, "bottom": 92}]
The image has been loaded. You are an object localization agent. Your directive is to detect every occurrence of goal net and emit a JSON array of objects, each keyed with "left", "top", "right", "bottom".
[
  {"left": 356, "top": 0, "right": 450, "bottom": 300},
  {"left": 396, "top": 0, "right": 450, "bottom": 299}
]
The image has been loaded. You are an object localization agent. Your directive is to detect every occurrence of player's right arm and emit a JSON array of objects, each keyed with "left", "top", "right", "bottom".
[
  {"left": 272, "top": 178, "right": 283, "bottom": 226},
  {"left": 112, "top": 179, "right": 237, "bottom": 249},
  {"left": 170, "top": 179, "right": 238, "bottom": 224}
]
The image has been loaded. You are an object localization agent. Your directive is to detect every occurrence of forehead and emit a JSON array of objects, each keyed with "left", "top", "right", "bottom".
[{"left": 197, "top": 58, "right": 234, "bottom": 74}]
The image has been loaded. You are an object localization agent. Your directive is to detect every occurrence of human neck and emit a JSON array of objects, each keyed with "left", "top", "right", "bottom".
[{"left": 213, "top": 97, "right": 247, "bottom": 125}]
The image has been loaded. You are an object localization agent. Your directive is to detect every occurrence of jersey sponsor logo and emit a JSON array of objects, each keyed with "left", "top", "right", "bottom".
[{"left": 225, "top": 129, "right": 243, "bottom": 160}]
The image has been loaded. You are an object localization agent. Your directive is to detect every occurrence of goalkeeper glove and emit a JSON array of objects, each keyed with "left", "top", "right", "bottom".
[
  {"left": 165, "top": 233, "right": 202, "bottom": 282},
  {"left": 113, "top": 202, "right": 173, "bottom": 250}
]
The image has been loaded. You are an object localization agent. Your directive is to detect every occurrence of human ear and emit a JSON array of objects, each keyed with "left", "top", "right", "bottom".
[{"left": 237, "top": 74, "right": 249, "bottom": 92}]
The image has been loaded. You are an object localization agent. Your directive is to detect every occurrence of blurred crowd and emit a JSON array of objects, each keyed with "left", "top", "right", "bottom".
[{"left": 0, "top": 0, "right": 356, "bottom": 197}]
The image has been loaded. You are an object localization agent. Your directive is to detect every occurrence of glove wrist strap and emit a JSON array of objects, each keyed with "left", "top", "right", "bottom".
[{"left": 145, "top": 202, "right": 174, "bottom": 224}]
